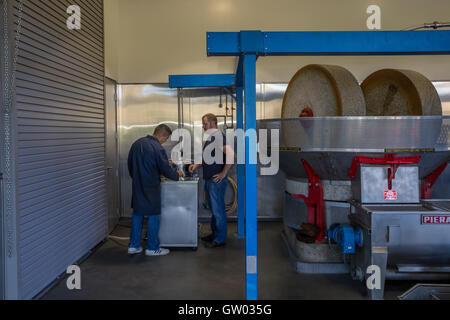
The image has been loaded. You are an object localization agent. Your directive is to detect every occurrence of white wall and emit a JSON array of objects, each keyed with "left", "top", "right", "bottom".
[
  {"left": 104, "top": 0, "right": 119, "bottom": 81},
  {"left": 106, "top": 0, "right": 450, "bottom": 83}
]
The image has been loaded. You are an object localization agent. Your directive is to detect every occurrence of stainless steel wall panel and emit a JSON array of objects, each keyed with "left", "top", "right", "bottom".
[
  {"left": 184, "top": 88, "right": 236, "bottom": 166},
  {"left": 11, "top": 0, "right": 106, "bottom": 299},
  {"left": 435, "top": 82, "right": 450, "bottom": 115},
  {"left": 187, "top": 88, "right": 236, "bottom": 128},
  {"left": 261, "top": 83, "right": 286, "bottom": 119},
  {"left": 256, "top": 84, "right": 264, "bottom": 120}
]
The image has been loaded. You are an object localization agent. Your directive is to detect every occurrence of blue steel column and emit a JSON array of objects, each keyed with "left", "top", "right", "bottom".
[
  {"left": 243, "top": 54, "right": 257, "bottom": 300},
  {"left": 236, "top": 86, "right": 245, "bottom": 238}
]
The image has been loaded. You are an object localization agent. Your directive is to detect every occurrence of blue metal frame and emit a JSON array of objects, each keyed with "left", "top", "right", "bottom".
[
  {"left": 236, "top": 86, "right": 245, "bottom": 239},
  {"left": 169, "top": 74, "right": 235, "bottom": 88},
  {"left": 170, "top": 29, "right": 450, "bottom": 300},
  {"left": 243, "top": 54, "right": 257, "bottom": 300},
  {"left": 207, "top": 30, "right": 450, "bottom": 56}
]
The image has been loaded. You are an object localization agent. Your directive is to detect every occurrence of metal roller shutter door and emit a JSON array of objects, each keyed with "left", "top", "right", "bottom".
[{"left": 13, "top": 0, "right": 106, "bottom": 299}]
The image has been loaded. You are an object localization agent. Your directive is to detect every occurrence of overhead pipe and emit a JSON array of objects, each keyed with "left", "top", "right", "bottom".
[{"left": 403, "top": 21, "right": 450, "bottom": 31}]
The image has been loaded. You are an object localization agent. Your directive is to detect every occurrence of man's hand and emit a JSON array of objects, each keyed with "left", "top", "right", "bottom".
[
  {"left": 189, "top": 164, "right": 201, "bottom": 173},
  {"left": 213, "top": 171, "right": 227, "bottom": 183},
  {"left": 177, "top": 170, "right": 184, "bottom": 177}
]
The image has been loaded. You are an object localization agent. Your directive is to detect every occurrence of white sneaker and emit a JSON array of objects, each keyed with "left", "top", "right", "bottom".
[
  {"left": 128, "top": 247, "right": 143, "bottom": 255},
  {"left": 145, "top": 248, "right": 170, "bottom": 256}
]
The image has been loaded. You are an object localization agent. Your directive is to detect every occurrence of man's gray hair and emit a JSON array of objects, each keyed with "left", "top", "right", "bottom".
[
  {"left": 202, "top": 113, "right": 218, "bottom": 125},
  {"left": 153, "top": 124, "right": 172, "bottom": 137}
]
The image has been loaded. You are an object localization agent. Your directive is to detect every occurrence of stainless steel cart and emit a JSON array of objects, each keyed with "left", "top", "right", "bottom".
[{"left": 159, "top": 178, "right": 199, "bottom": 249}]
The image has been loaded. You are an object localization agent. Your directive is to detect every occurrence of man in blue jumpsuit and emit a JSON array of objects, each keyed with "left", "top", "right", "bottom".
[
  {"left": 189, "top": 114, "right": 234, "bottom": 248},
  {"left": 127, "top": 124, "right": 182, "bottom": 256}
]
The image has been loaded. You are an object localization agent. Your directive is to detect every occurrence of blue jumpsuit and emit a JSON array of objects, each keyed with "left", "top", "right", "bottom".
[{"left": 127, "top": 135, "right": 179, "bottom": 250}]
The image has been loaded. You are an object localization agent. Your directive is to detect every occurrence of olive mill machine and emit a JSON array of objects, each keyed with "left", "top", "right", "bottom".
[{"left": 259, "top": 64, "right": 450, "bottom": 300}]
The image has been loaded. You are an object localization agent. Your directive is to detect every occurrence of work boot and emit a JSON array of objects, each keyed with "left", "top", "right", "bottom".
[
  {"left": 204, "top": 241, "right": 226, "bottom": 249},
  {"left": 201, "top": 234, "right": 215, "bottom": 242}
]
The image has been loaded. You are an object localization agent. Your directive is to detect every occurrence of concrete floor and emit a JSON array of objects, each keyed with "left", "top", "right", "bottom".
[{"left": 41, "top": 221, "right": 422, "bottom": 300}]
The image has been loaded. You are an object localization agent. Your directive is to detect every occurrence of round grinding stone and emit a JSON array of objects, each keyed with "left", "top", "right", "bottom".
[
  {"left": 282, "top": 64, "right": 366, "bottom": 117},
  {"left": 361, "top": 69, "right": 442, "bottom": 116},
  {"left": 281, "top": 64, "right": 366, "bottom": 147}
]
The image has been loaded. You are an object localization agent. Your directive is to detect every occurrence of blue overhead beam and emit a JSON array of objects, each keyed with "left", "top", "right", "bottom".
[
  {"left": 207, "top": 30, "right": 450, "bottom": 56},
  {"left": 169, "top": 74, "right": 236, "bottom": 88},
  {"left": 207, "top": 32, "right": 240, "bottom": 56}
]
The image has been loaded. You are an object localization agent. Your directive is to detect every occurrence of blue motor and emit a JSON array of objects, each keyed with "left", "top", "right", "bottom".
[{"left": 327, "top": 224, "right": 363, "bottom": 254}]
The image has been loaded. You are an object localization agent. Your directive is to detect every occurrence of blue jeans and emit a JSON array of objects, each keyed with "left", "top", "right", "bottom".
[
  {"left": 129, "top": 214, "right": 161, "bottom": 251},
  {"left": 204, "top": 177, "right": 228, "bottom": 244}
]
